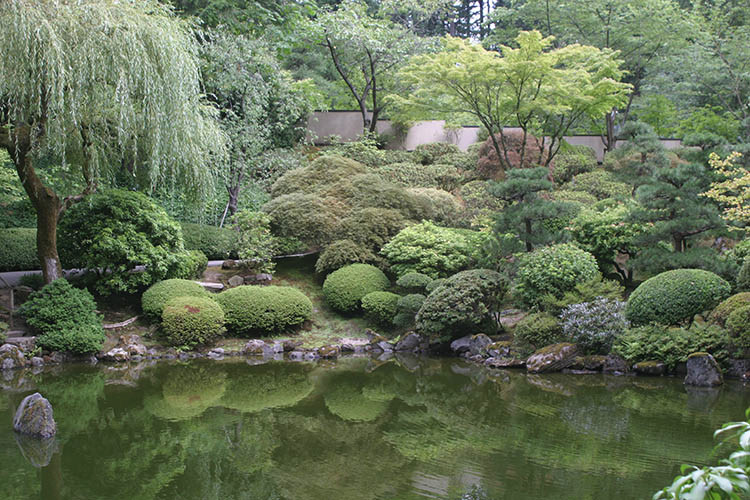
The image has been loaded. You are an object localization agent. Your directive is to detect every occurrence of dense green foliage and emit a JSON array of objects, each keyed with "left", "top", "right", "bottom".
[
  {"left": 19, "top": 279, "right": 105, "bottom": 354},
  {"left": 361, "top": 291, "right": 401, "bottom": 326},
  {"left": 180, "top": 223, "right": 239, "bottom": 260},
  {"left": 626, "top": 269, "right": 732, "bottom": 326},
  {"left": 395, "top": 272, "right": 434, "bottom": 293},
  {"left": 58, "top": 190, "right": 191, "bottom": 295},
  {"left": 231, "top": 210, "right": 277, "bottom": 274},
  {"left": 553, "top": 145, "right": 598, "bottom": 184},
  {"left": 322, "top": 264, "right": 390, "bottom": 313},
  {"left": 709, "top": 293, "right": 750, "bottom": 327},
  {"left": 142, "top": 279, "right": 210, "bottom": 321},
  {"left": 216, "top": 285, "right": 313, "bottom": 336},
  {"left": 161, "top": 296, "right": 225, "bottom": 348},
  {"left": 516, "top": 244, "right": 600, "bottom": 307},
  {"left": 0, "top": 228, "right": 37, "bottom": 271},
  {"left": 393, "top": 293, "right": 426, "bottom": 328},
  {"left": 727, "top": 306, "right": 750, "bottom": 351},
  {"left": 560, "top": 299, "right": 628, "bottom": 354},
  {"left": 169, "top": 250, "right": 208, "bottom": 280},
  {"left": 416, "top": 269, "right": 507, "bottom": 337},
  {"left": 513, "top": 312, "right": 563, "bottom": 349},
  {"left": 315, "top": 240, "right": 378, "bottom": 275}
]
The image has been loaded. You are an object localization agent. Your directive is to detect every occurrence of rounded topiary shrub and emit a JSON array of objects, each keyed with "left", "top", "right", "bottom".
[
  {"left": 393, "top": 293, "right": 426, "bottom": 327},
  {"left": 315, "top": 239, "right": 377, "bottom": 275},
  {"left": 516, "top": 244, "right": 599, "bottom": 307},
  {"left": 161, "top": 296, "right": 225, "bottom": 348},
  {"left": 168, "top": 250, "right": 208, "bottom": 280},
  {"left": 513, "top": 312, "right": 563, "bottom": 349},
  {"left": 626, "top": 269, "right": 732, "bottom": 326},
  {"left": 396, "top": 272, "right": 433, "bottom": 293},
  {"left": 142, "top": 279, "right": 209, "bottom": 320},
  {"left": 709, "top": 292, "right": 750, "bottom": 327},
  {"left": 425, "top": 278, "right": 446, "bottom": 294},
  {"left": 322, "top": 263, "right": 390, "bottom": 313},
  {"left": 727, "top": 305, "right": 750, "bottom": 350},
  {"left": 361, "top": 291, "right": 400, "bottom": 326},
  {"left": 216, "top": 285, "right": 313, "bottom": 336}
]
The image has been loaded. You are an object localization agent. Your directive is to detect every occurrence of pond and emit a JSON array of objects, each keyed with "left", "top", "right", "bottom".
[{"left": 1, "top": 356, "right": 749, "bottom": 500}]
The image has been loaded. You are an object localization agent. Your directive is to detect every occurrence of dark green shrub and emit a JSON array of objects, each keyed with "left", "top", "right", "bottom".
[
  {"left": 552, "top": 144, "right": 598, "bottom": 184},
  {"left": 727, "top": 305, "right": 750, "bottom": 350},
  {"left": 613, "top": 323, "right": 730, "bottom": 370},
  {"left": 322, "top": 264, "right": 390, "bottom": 313},
  {"left": 142, "top": 279, "right": 209, "bottom": 320},
  {"left": 516, "top": 244, "right": 599, "bottom": 307},
  {"left": 393, "top": 293, "right": 426, "bottom": 327},
  {"left": 408, "top": 188, "right": 463, "bottom": 225},
  {"left": 271, "top": 155, "right": 370, "bottom": 197},
  {"left": 570, "top": 170, "right": 631, "bottom": 200},
  {"left": 414, "top": 142, "right": 460, "bottom": 165},
  {"left": 362, "top": 291, "right": 400, "bottom": 326},
  {"left": 709, "top": 293, "right": 750, "bottom": 327},
  {"left": 334, "top": 208, "right": 408, "bottom": 250},
  {"left": 538, "top": 277, "right": 624, "bottom": 315},
  {"left": 315, "top": 240, "right": 378, "bottom": 275},
  {"left": 263, "top": 193, "right": 343, "bottom": 248},
  {"left": 216, "top": 285, "right": 313, "bottom": 336},
  {"left": 19, "top": 279, "right": 105, "bottom": 354},
  {"left": 426, "top": 164, "right": 464, "bottom": 191},
  {"left": 180, "top": 222, "right": 239, "bottom": 260},
  {"left": 18, "top": 273, "right": 45, "bottom": 290},
  {"left": 513, "top": 312, "right": 563, "bottom": 349},
  {"left": 396, "top": 272, "right": 434, "bottom": 293},
  {"left": 626, "top": 269, "right": 731, "bottom": 326},
  {"left": 739, "top": 257, "right": 750, "bottom": 291},
  {"left": 425, "top": 278, "right": 446, "bottom": 293},
  {"left": 326, "top": 173, "right": 431, "bottom": 221},
  {"left": 168, "top": 250, "right": 208, "bottom": 280},
  {"left": 457, "top": 180, "right": 504, "bottom": 225},
  {"left": 327, "top": 139, "right": 387, "bottom": 167},
  {"left": 416, "top": 269, "right": 507, "bottom": 337},
  {"left": 0, "top": 228, "right": 37, "bottom": 271},
  {"left": 380, "top": 222, "right": 483, "bottom": 279},
  {"left": 58, "top": 189, "right": 186, "bottom": 295},
  {"left": 161, "top": 296, "right": 225, "bottom": 348},
  {"left": 442, "top": 151, "right": 478, "bottom": 172},
  {"left": 381, "top": 149, "right": 414, "bottom": 165}
]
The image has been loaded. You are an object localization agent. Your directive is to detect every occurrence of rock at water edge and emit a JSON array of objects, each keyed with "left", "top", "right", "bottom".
[
  {"left": 13, "top": 393, "right": 57, "bottom": 439},
  {"left": 684, "top": 353, "right": 723, "bottom": 387},
  {"left": 526, "top": 343, "right": 579, "bottom": 374}
]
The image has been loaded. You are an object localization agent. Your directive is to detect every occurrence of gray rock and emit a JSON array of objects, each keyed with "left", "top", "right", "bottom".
[
  {"left": 376, "top": 340, "right": 394, "bottom": 353},
  {"left": 227, "top": 275, "right": 245, "bottom": 288},
  {"left": 30, "top": 357, "right": 44, "bottom": 367},
  {"left": 288, "top": 351, "right": 305, "bottom": 361},
  {"left": 262, "top": 343, "right": 284, "bottom": 356},
  {"left": 208, "top": 348, "right": 225, "bottom": 360},
  {"left": 685, "top": 353, "right": 723, "bottom": 387},
  {"left": 727, "top": 359, "right": 750, "bottom": 379},
  {"left": 13, "top": 393, "right": 56, "bottom": 438},
  {"left": 602, "top": 354, "right": 628, "bottom": 374},
  {"left": 244, "top": 273, "right": 273, "bottom": 285},
  {"left": 341, "top": 338, "right": 369, "bottom": 353},
  {"left": 450, "top": 335, "right": 472, "bottom": 355},
  {"left": 634, "top": 361, "right": 666, "bottom": 376},
  {"left": 526, "top": 343, "right": 579, "bottom": 374},
  {"left": 484, "top": 357, "right": 526, "bottom": 369},
  {"left": 282, "top": 339, "right": 303, "bottom": 352},
  {"left": 242, "top": 339, "right": 266, "bottom": 355},
  {"left": 221, "top": 260, "right": 239, "bottom": 270},
  {"left": 0, "top": 344, "right": 27, "bottom": 370},
  {"left": 102, "top": 347, "right": 130, "bottom": 363},
  {"left": 395, "top": 333, "right": 423, "bottom": 352},
  {"left": 469, "top": 334, "right": 492, "bottom": 356},
  {"left": 318, "top": 345, "right": 340, "bottom": 358}
]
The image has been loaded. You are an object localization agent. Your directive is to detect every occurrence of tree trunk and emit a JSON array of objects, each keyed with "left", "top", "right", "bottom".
[
  {"left": 524, "top": 218, "right": 533, "bottom": 252},
  {"left": 226, "top": 184, "right": 240, "bottom": 218},
  {"left": 603, "top": 110, "right": 617, "bottom": 152},
  {"left": 672, "top": 235, "right": 685, "bottom": 253}
]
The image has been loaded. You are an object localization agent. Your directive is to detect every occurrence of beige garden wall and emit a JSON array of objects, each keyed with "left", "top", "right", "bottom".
[{"left": 307, "top": 111, "right": 683, "bottom": 162}]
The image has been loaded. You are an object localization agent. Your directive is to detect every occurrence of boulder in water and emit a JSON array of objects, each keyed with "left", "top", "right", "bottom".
[
  {"left": 684, "top": 352, "right": 723, "bottom": 387},
  {"left": 526, "top": 343, "right": 579, "bottom": 373},
  {"left": 13, "top": 393, "right": 56, "bottom": 439}
]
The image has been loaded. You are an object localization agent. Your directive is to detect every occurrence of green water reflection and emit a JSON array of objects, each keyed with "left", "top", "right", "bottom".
[{"left": 1, "top": 356, "right": 749, "bottom": 500}]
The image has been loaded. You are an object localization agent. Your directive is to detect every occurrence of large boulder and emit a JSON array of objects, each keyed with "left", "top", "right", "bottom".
[
  {"left": 395, "top": 333, "right": 423, "bottom": 352},
  {"left": 450, "top": 335, "right": 472, "bottom": 355},
  {"left": 602, "top": 354, "right": 628, "bottom": 374},
  {"left": 101, "top": 347, "right": 130, "bottom": 363},
  {"left": 0, "top": 344, "right": 27, "bottom": 371},
  {"left": 241, "top": 339, "right": 266, "bottom": 355},
  {"left": 684, "top": 352, "right": 723, "bottom": 387},
  {"left": 469, "top": 334, "right": 492, "bottom": 356},
  {"left": 13, "top": 393, "right": 57, "bottom": 439},
  {"left": 526, "top": 343, "right": 579, "bottom": 374}
]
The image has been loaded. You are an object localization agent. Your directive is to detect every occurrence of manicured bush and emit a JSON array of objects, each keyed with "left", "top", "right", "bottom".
[
  {"left": 457, "top": 180, "right": 504, "bottom": 225},
  {"left": 442, "top": 151, "right": 478, "bottom": 172},
  {"left": 161, "top": 296, "right": 225, "bottom": 348},
  {"left": 263, "top": 193, "right": 343, "bottom": 248},
  {"left": 393, "top": 292, "right": 426, "bottom": 327},
  {"left": 416, "top": 269, "right": 507, "bottom": 337},
  {"left": 513, "top": 312, "right": 563, "bottom": 349},
  {"left": 551, "top": 189, "right": 599, "bottom": 206},
  {"left": 362, "top": 291, "right": 401, "bottom": 326},
  {"left": 425, "top": 278, "right": 446, "bottom": 294},
  {"left": 322, "top": 264, "right": 390, "bottom": 313},
  {"left": 569, "top": 170, "right": 631, "bottom": 200},
  {"left": 19, "top": 279, "right": 105, "bottom": 354},
  {"left": 709, "top": 293, "right": 750, "bottom": 327},
  {"left": 626, "top": 269, "right": 731, "bottom": 326},
  {"left": 414, "top": 142, "right": 460, "bottom": 165},
  {"left": 58, "top": 189, "right": 186, "bottom": 295},
  {"left": 613, "top": 323, "right": 730, "bottom": 370},
  {"left": 380, "top": 222, "right": 482, "bottom": 279},
  {"left": 334, "top": 208, "right": 408, "bottom": 250},
  {"left": 727, "top": 305, "right": 750, "bottom": 350},
  {"left": 407, "top": 188, "right": 463, "bottom": 225},
  {"left": 396, "top": 272, "right": 434, "bottom": 293},
  {"left": 167, "top": 250, "right": 208, "bottom": 280},
  {"left": 0, "top": 228, "right": 37, "bottom": 271},
  {"left": 142, "top": 279, "right": 209, "bottom": 320},
  {"left": 516, "top": 244, "right": 599, "bottom": 307},
  {"left": 376, "top": 162, "right": 438, "bottom": 188},
  {"left": 325, "top": 173, "right": 431, "bottom": 221},
  {"left": 271, "top": 155, "right": 370, "bottom": 197},
  {"left": 560, "top": 298, "right": 628, "bottom": 354},
  {"left": 180, "top": 222, "right": 239, "bottom": 260},
  {"left": 426, "top": 164, "right": 464, "bottom": 191},
  {"left": 552, "top": 144, "right": 598, "bottom": 184},
  {"left": 315, "top": 240, "right": 378, "bottom": 275},
  {"left": 327, "top": 139, "right": 387, "bottom": 168},
  {"left": 216, "top": 285, "right": 313, "bottom": 336}
]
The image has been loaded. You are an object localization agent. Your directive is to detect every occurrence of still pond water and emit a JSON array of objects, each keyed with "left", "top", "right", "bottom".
[{"left": 1, "top": 356, "right": 749, "bottom": 500}]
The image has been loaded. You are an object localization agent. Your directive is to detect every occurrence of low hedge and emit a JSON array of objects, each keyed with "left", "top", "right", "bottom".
[
  {"left": 142, "top": 279, "right": 210, "bottom": 320},
  {"left": 0, "top": 228, "right": 37, "bottom": 271},
  {"left": 216, "top": 285, "right": 313, "bottom": 336},
  {"left": 626, "top": 269, "right": 731, "bottom": 326},
  {"left": 180, "top": 223, "right": 239, "bottom": 260},
  {"left": 322, "top": 263, "right": 390, "bottom": 313},
  {"left": 362, "top": 291, "right": 400, "bottom": 326},
  {"left": 161, "top": 296, "right": 225, "bottom": 348}
]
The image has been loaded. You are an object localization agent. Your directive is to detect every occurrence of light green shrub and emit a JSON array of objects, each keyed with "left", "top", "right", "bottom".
[
  {"left": 361, "top": 291, "right": 400, "bottom": 326},
  {"left": 334, "top": 207, "right": 408, "bottom": 250},
  {"left": 396, "top": 272, "right": 433, "bottom": 293},
  {"left": 0, "top": 228, "right": 37, "bottom": 271},
  {"left": 513, "top": 312, "right": 563, "bottom": 348},
  {"left": 570, "top": 170, "right": 631, "bottom": 200},
  {"left": 168, "top": 250, "right": 208, "bottom": 280},
  {"left": 216, "top": 285, "right": 312, "bottom": 336},
  {"left": 709, "top": 292, "right": 750, "bottom": 327},
  {"left": 322, "top": 264, "right": 390, "bottom": 313},
  {"left": 414, "top": 142, "right": 460, "bottom": 165},
  {"left": 727, "top": 305, "right": 750, "bottom": 350},
  {"left": 162, "top": 296, "right": 225, "bottom": 348},
  {"left": 407, "top": 188, "right": 463, "bottom": 225},
  {"left": 552, "top": 144, "right": 598, "bottom": 184},
  {"left": 315, "top": 240, "right": 378, "bottom": 275},
  {"left": 142, "top": 279, "right": 209, "bottom": 320},
  {"left": 270, "top": 155, "right": 370, "bottom": 197},
  {"left": 263, "top": 193, "right": 344, "bottom": 248},
  {"left": 180, "top": 222, "right": 239, "bottom": 259}
]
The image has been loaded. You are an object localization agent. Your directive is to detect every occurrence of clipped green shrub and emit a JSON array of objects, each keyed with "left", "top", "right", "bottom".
[
  {"left": 457, "top": 180, "right": 504, "bottom": 225},
  {"left": 516, "top": 244, "right": 599, "bottom": 307},
  {"left": 180, "top": 222, "right": 239, "bottom": 260},
  {"left": 377, "top": 162, "right": 437, "bottom": 188},
  {"left": 0, "top": 228, "right": 37, "bottom": 271},
  {"left": 709, "top": 293, "right": 750, "bottom": 327},
  {"left": 168, "top": 250, "right": 208, "bottom": 280},
  {"left": 551, "top": 189, "right": 599, "bottom": 206},
  {"left": 552, "top": 144, "right": 598, "bottom": 184},
  {"left": 216, "top": 285, "right": 313, "bottom": 336},
  {"left": 569, "top": 170, "right": 631, "bottom": 200},
  {"left": 442, "top": 150, "right": 478, "bottom": 172},
  {"left": 315, "top": 240, "right": 378, "bottom": 275},
  {"left": 141, "top": 279, "right": 209, "bottom": 320},
  {"left": 416, "top": 269, "right": 507, "bottom": 337},
  {"left": 380, "top": 221, "right": 482, "bottom": 279},
  {"left": 396, "top": 272, "right": 434, "bottom": 293},
  {"left": 161, "top": 296, "right": 225, "bottom": 348},
  {"left": 513, "top": 312, "right": 563, "bottom": 348},
  {"left": 271, "top": 155, "right": 370, "bottom": 197},
  {"left": 426, "top": 164, "right": 464, "bottom": 191},
  {"left": 19, "top": 279, "right": 105, "bottom": 354},
  {"left": 362, "top": 291, "right": 400, "bottom": 326},
  {"left": 407, "top": 187, "right": 463, "bottom": 225},
  {"left": 263, "top": 193, "right": 343, "bottom": 248},
  {"left": 393, "top": 293, "right": 426, "bottom": 327},
  {"left": 414, "top": 142, "right": 460, "bottom": 165},
  {"left": 322, "top": 264, "right": 390, "bottom": 313},
  {"left": 325, "top": 173, "right": 431, "bottom": 221},
  {"left": 626, "top": 269, "right": 731, "bottom": 326},
  {"left": 58, "top": 189, "right": 186, "bottom": 295},
  {"left": 334, "top": 208, "right": 408, "bottom": 250},
  {"left": 425, "top": 278, "right": 446, "bottom": 294},
  {"left": 727, "top": 305, "right": 750, "bottom": 350}
]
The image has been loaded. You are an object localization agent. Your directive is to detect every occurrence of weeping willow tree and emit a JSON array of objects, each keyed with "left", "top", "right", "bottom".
[{"left": 0, "top": 0, "right": 225, "bottom": 282}]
